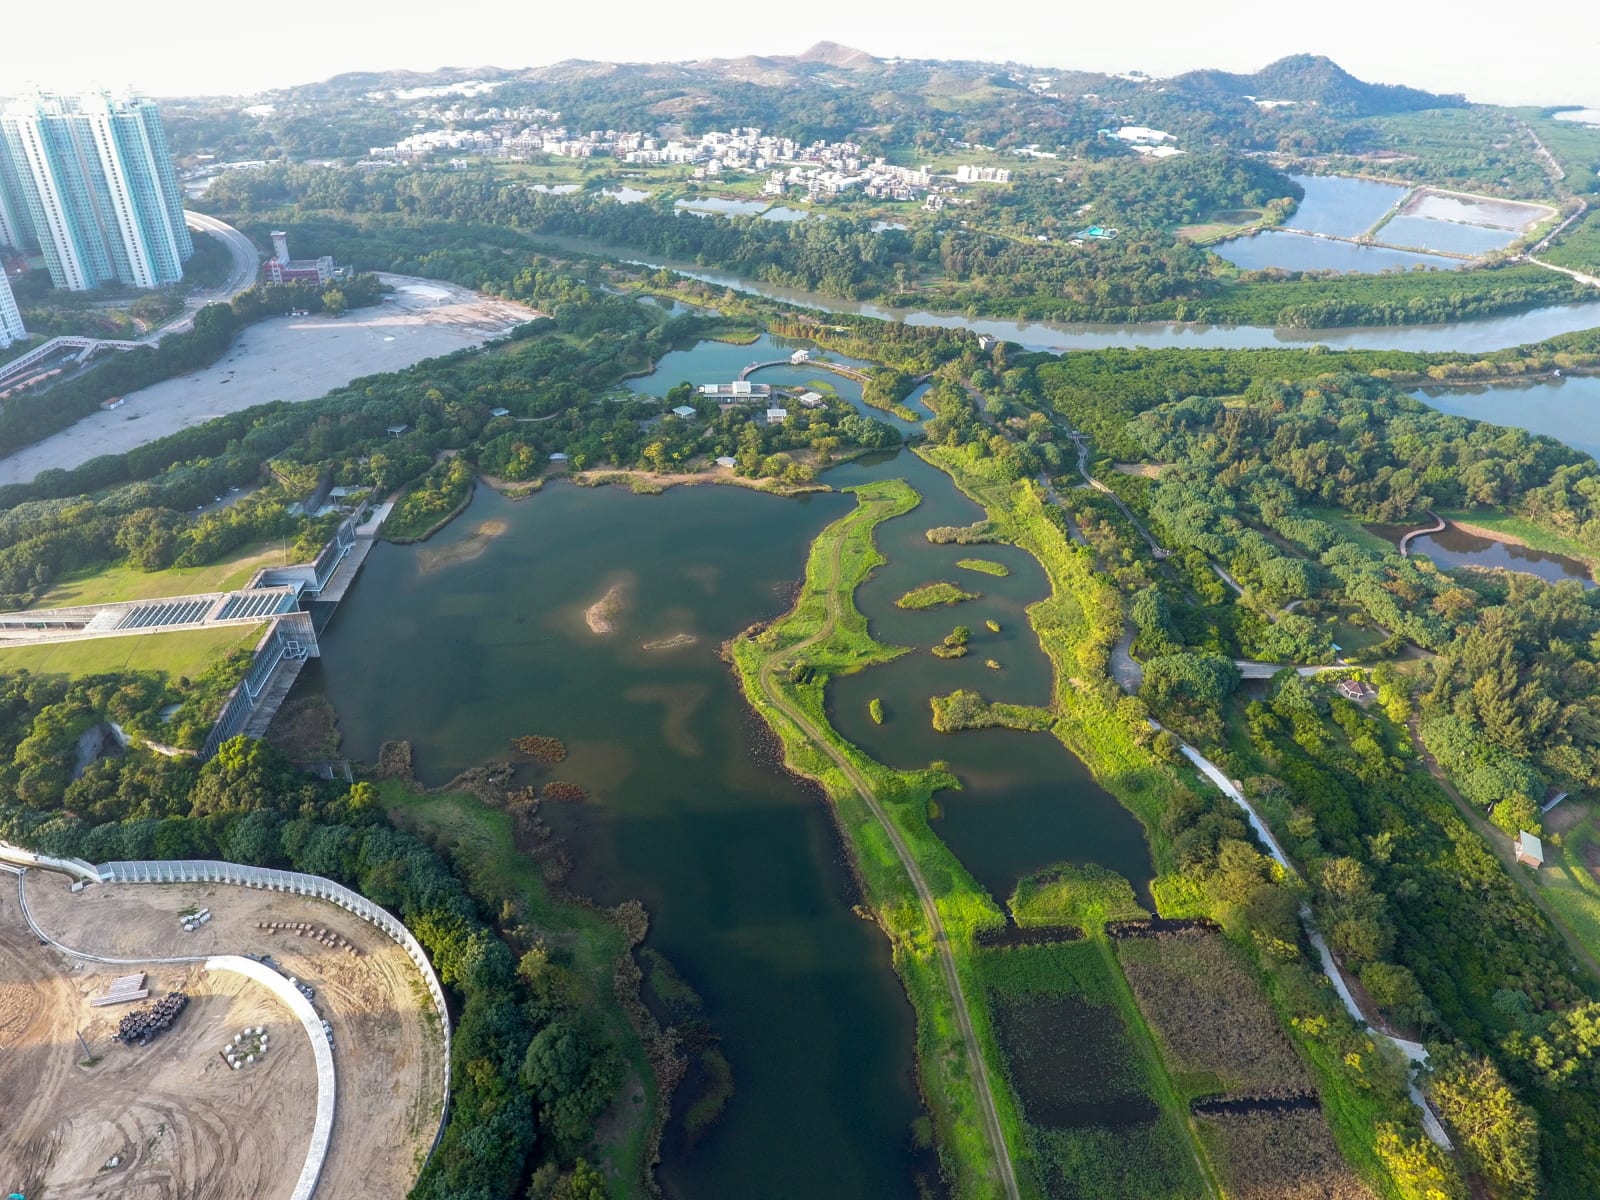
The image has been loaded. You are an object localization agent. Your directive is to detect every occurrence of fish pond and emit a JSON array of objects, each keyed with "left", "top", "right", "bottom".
[
  {"left": 1279, "top": 174, "right": 1408, "bottom": 237},
  {"left": 1211, "top": 229, "right": 1462, "bottom": 274}
]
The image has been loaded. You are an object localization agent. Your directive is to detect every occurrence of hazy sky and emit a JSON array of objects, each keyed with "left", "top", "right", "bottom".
[{"left": 8, "top": 0, "right": 1600, "bottom": 107}]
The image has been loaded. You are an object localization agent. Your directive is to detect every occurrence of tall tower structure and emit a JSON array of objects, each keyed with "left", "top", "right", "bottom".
[
  {"left": 0, "top": 92, "right": 193, "bottom": 292},
  {"left": 0, "top": 270, "right": 26, "bottom": 349}
]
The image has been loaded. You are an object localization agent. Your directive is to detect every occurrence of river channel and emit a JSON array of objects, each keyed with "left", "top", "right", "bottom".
[
  {"left": 318, "top": 331, "right": 1155, "bottom": 1197},
  {"left": 531, "top": 231, "right": 1600, "bottom": 353}
]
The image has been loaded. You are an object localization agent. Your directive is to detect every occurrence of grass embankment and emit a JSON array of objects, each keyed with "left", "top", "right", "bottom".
[
  {"left": 378, "top": 780, "right": 660, "bottom": 1198},
  {"left": 897, "top": 581, "right": 981, "bottom": 610},
  {"left": 0, "top": 623, "right": 265, "bottom": 681},
  {"left": 957, "top": 558, "right": 1010, "bottom": 577},
  {"left": 1010, "top": 864, "right": 1150, "bottom": 929},
  {"left": 917, "top": 443, "right": 1452, "bottom": 1198},
  {"left": 29, "top": 540, "right": 287, "bottom": 609},
  {"left": 730, "top": 478, "right": 1023, "bottom": 1199}
]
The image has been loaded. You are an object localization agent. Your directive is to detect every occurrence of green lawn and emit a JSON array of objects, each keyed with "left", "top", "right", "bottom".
[
  {"left": 1330, "top": 614, "right": 1389, "bottom": 657},
  {"left": 30, "top": 541, "right": 289, "bottom": 610},
  {"left": 1542, "top": 808, "right": 1600, "bottom": 968},
  {"left": 0, "top": 624, "right": 265, "bottom": 681},
  {"left": 1304, "top": 508, "right": 1402, "bottom": 558},
  {"left": 378, "top": 781, "right": 658, "bottom": 1199}
]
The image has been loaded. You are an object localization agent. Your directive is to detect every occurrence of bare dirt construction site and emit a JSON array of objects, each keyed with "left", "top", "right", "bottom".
[
  {"left": 0, "top": 870, "right": 446, "bottom": 1200},
  {"left": 0, "top": 274, "right": 542, "bottom": 487}
]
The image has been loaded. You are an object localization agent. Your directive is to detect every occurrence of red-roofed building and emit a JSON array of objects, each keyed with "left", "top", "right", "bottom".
[{"left": 263, "top": 231, "right": 334, "bottom": 286}]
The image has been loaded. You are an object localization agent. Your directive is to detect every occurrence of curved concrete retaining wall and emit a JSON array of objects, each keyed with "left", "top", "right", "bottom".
[
  {"left": 0, "top": 839, "right": 101, "bottom": 882},
  {"left": 207, "top": 954, "right": 337, "bottom": 1200},
  {"left": 97, "top": 857, "right": 451, "bottom": 1154}
]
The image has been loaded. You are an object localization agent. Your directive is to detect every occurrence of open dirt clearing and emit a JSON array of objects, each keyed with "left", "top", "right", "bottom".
[
  {"left": 5, "top": 871, "right": 445, "bottom": 1200},
  {"left": 0, "top": 275, "right": 542, "bottom": 487}
]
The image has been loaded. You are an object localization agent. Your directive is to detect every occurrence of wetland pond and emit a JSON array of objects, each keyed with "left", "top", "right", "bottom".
[
  {"left": 1399, "top": 523, "right": 1595, "bottom": 587},
  {"left": 1407, "top": 373, "right": 1600, "bottom": 583},
  {"left": 320, "top": 480, "right": 928, "bottom": 1200},
  {"left": 319, "top": 335, "right": 1153, "bottom": 1196}
]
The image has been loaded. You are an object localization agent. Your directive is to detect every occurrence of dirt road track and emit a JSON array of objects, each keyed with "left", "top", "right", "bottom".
[{"left": 752, "top": 491, "right": 1020, "bottom": 1200}]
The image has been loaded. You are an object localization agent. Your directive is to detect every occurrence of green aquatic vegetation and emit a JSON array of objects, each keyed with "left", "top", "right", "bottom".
[
  {"left": 986, "top": 620, "right": 1001, "bottom": 633},
  {"left": 869, "top": 697, "right": 884, "bottom": 724},
  {"left": 897, "top": 581, "right": 980, "bottom": 609},
  {"left": 1010, "top": 864, "right": 1149, "bottom": 932},
  {"left": 957, "top": 558, "right": 1011, "bottom": 577},
  {"left": 931, "top": 689, "right": 1054, "bottom": 733}
]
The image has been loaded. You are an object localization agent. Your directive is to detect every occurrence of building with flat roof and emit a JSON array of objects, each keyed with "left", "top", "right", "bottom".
[
  {"left": 0, "top": 91, "right": 193, "bottom": 291},
  {"left": 0, "top": 270, "right": 24, "bottom": 348},
  {"left": 264, "top": 231, "right": 335, "bottom": 286},
  {"left": 699, "top": 381, "right": 771, "bottom": 399}
]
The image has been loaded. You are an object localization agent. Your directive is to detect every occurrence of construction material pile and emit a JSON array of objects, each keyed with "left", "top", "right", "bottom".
[
  {"left": 224, "top": 1025, "right": 269, "bottom": 1068},
  {"left": 115, "top": 991, "right": 189, "bottom": 1045}
]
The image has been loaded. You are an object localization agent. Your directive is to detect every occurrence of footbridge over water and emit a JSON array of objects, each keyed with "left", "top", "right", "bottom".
[{"left": 740, "top": 357, "right": 873, "bottom": 384}]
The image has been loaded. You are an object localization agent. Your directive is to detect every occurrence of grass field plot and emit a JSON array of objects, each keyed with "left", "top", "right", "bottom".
[{"left": 978, "top": 941, "right": 1205, "bottom": 1199}]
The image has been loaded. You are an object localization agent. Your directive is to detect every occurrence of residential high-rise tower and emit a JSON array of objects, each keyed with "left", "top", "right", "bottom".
[
  {"left": 0, "top": 92, "right": 193, "bottom": 292},
  {"left": 0, "top": 270, "right": 26, "bottom": 349}
]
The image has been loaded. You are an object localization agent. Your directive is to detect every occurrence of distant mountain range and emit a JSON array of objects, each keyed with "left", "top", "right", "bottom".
[
  {"left": 1164, "top": 54, "right": 1463, "bottom": 116},
  {"left": 260, "top": 45, "right": 1464, "bottom": 118}
]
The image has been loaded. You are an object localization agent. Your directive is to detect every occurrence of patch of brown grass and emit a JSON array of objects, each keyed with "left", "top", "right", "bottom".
[
  {"left": 1196, "top": 1108, "right": 1374, "bottom": 1200},
  {"left": 1116, "top": 931, "right": 1310, "bottom": 1096}
]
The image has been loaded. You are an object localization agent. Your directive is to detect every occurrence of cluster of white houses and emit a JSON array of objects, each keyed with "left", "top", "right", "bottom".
[{"left": 366, "top": 117, "right": 1014, "bottom": 207}]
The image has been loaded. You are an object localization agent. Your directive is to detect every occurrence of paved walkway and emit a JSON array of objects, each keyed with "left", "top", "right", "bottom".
[
  {"left": 1170, "top": 741, "right": 1452, "bottom": 1150},
  {"left": 753, "top": 492, "right": 1020, "bottom": 1200}
]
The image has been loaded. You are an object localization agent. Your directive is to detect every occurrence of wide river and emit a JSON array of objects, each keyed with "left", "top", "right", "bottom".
[
  {"left": 318, "top": 341, "right": 1152, "bottom": 1197},
  {"left": 532, "top": 232, "right": 1600, "bottom": 353}
]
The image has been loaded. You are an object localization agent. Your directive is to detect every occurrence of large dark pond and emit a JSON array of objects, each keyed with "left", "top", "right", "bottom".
[
  {"left": 318, "top": 339, "right": 1153, "bottom": 1197},
  {"left": 319, "top": 479, "right": 933, "bottom": 1200}
]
